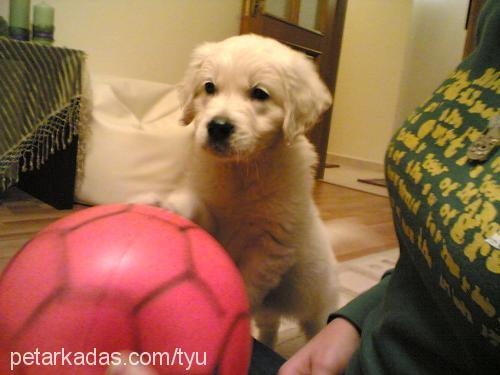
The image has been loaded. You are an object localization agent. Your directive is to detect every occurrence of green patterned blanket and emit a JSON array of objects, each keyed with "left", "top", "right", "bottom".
[{"left": 0, "top": 38, "right": 86, "bottom": 193}]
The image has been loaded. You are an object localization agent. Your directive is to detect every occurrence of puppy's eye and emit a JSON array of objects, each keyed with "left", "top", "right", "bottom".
[
  {"left": 250, "top": 87, "right": 269, "bottom": 101},
  {"left": 204, "top": 81, "right": 216, "bottom": 95}
]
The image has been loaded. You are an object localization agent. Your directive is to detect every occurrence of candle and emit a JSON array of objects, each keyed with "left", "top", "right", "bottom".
[
  {"left": 33, "top": 2, "right": 55, "bottom": 45},
  {"left": 33, "top": 2, "right": 54, "bottom": 27},
  {"left": 8, "top": 0, "right": 31, "bottom": 41},
  {"left": 0, "top": 16, "right": 8, "bottom": 36}
]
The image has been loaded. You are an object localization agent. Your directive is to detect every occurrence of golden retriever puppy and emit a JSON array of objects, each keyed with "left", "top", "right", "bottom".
[{"left": 134, "top": 34, "right": 338, "bottom": 348}]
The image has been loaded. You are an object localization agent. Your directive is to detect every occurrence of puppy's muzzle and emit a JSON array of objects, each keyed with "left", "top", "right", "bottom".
[{"left": 207, "top": 116, "right": 234, "bottom": 151}]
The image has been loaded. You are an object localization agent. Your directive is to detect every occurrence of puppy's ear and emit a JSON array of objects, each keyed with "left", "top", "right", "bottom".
[
  {"left": 178, "top": 42, "right": 215, "bottom": 125},
  {"left": 283, "top": 54, "right": 332, "bottom": 144}
]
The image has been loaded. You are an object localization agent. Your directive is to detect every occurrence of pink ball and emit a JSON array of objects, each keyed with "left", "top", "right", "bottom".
[{"left": 0, "top": 204, "right": 251, "bottom": 374}]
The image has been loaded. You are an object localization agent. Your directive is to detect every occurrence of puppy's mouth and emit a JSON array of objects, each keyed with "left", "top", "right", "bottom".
[{"left": 205, "top": 141, "right": 233, "bottom": 156}]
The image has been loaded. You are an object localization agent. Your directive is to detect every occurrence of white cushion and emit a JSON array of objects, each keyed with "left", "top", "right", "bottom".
[{"left": 75, "top": 75, "right": 193, "bottom": 205}]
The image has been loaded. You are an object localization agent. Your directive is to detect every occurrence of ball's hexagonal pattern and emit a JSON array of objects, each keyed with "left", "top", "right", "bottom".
[{"left": 0, "top": 204, "right": 251, "bottom": 374}]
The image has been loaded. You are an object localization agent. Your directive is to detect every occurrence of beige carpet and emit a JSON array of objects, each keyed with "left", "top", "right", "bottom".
[{"left": 258, "top": 248, "right": 400, "bottom": 358}]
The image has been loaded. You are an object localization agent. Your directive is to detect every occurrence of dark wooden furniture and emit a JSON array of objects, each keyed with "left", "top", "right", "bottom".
[
  {"left": 0, "top": 39, "right": 84, "bottom": 210},
  {"left": 241, "top": 0, "right": 348, "bottom": 178},
  {"left": 17, "top": 134, "right": 78, "bottom": 210},
  {"left": 463, "top": 0, "right": 487, "bottom": 58}
]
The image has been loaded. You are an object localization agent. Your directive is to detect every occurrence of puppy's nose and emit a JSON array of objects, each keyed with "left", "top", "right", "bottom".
[{"left": 207, "top": 117, "right": 234, "bottom": 143}]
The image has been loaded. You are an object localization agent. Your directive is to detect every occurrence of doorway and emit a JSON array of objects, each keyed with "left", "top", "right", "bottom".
[
  {"left": 323, "top": 0, "right": 471, "bottom": 196},
  {"left": 241, "top": 0, "right": 348, "bottom": 178}
]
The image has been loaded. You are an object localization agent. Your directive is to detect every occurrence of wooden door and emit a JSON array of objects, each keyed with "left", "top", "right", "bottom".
[
  {"left": 463, "top": 0, "right": 486, "bottom": 58},
  {"left": 241, "top": 0, "right": 348, "bottom": 178}
]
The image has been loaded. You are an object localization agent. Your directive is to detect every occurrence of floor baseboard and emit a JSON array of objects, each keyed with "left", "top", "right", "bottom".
[
  {"left": 326, "top": 153, "right": 384, "bottom": 173},
  {"left": 323, "top": 154, "right": 387, "bottom": 197}
]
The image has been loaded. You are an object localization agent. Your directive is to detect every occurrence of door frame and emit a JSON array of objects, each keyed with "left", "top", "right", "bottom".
[
  {"left": 241, "top": 0, "right": 348, "bottom": 178},
  {"left": 463, "top": 0, "right": 486, "bottom": 58}
]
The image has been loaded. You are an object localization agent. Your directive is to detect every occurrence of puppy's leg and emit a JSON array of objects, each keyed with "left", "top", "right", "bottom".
[
  {"left": 254, "top": 309, "right": 281, "bottom": 348},
  {"left": 239, "top": 242, "right": 296, "bottom": 310},
  {"left": 128, "top": 192, "right": 166, "bottom": 207},
  {"left": 164, "top": 188, "right": 215, "bottom": 233},
  {"left": 299, "top": 274, "right": 339, "bottom": 341},
  {"left": 300, "top": 317, "right": 325, "bottom": 341},
  {"left": 129, "top": 189, "right": 215, "bottom": 234}
]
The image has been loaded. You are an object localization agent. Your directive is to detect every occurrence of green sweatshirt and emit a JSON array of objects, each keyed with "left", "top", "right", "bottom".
[{"left": 330, "top": 2, "right": 499, "bottom": 374}]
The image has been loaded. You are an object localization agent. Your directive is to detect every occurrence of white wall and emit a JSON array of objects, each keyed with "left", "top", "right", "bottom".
[
  {"left": 0, "top": 1, "right": 6, "bottom": 21},
  {"left": 328, "top": 0, "right": 469, "bottom": 165},
  {"left": 328, "top": 0, "right": 413, "bottom": 164},
  {"left": 394, "top": 0, "right": 469, "bottom": 131},
  {"left": 1, "top": 0, "right": 241, "bottom": 83}
]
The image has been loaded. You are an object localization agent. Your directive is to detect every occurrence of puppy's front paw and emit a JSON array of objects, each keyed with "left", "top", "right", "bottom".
[
  {"left": 164, "top": 189, "right": 215, "bottom": 233},
  {"left": 164, "top": 190, "right": 200, "bottom": 221},
  {"left": 128, "top": 192, "right": 166, "bottom": 208}
]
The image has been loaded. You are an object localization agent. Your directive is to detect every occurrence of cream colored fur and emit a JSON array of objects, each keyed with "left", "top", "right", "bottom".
[{"left": 132, "top": 34, "right": 338, "bottom": 348}]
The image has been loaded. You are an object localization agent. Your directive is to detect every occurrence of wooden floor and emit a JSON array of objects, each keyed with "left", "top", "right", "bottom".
[
  {"left": 0, "top": 182, "right": 398, "bottom": 271},
  {"left": 314, "top": 182, "right": 398, "bottom": 261}
]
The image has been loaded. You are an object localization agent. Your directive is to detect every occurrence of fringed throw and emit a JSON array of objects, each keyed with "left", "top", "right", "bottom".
[{"left": 0, "top": 38, "right": 86, "bottom": 193}]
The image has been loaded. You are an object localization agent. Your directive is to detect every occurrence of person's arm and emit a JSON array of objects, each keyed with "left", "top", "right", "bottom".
[{"left": 279, "top": 271, "right": 393, "bottom": 375}]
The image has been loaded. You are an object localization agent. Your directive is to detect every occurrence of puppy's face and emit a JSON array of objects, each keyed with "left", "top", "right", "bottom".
[{"left": 179, "top": 35, "right": 332, "bottom": 161}]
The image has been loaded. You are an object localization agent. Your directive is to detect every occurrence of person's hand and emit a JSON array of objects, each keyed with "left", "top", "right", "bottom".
[
  {"left": 105, "top": 352, "right": 158, "bottom": 375},
  {"left": 106, "top": 365, "right": 157, "bottom": 375},
  {"left": 278, "top": 318, "right": 360, "bottom": 375}
]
